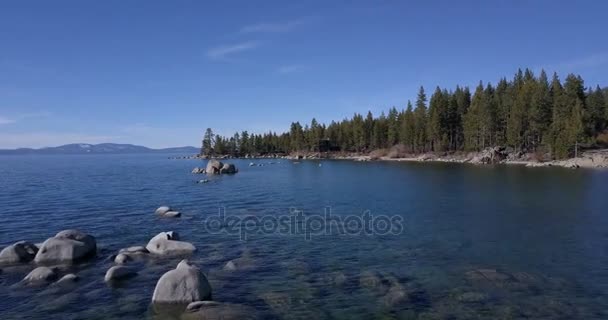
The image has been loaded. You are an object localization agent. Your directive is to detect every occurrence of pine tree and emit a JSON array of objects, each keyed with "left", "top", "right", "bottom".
[
  {"left": 529, "top": 70, "right": 552, "bottom": 149},
  {"left": 586, "top": 86, "right": 607, "bottom": 136},
  {"left": 202, "top": 128, "right": 215, "bottom": 156},
  {"left": 463, "top": 83, "right": 484, "bottom": 150},
  {"left": 400, "top": 101, "right": 415, "bottom": 152},
  {"left": 386, "top": 107, "right": 400, "bottom": 147},
  {"left": 413, "top": 87, "right": 428, "bottom": 152}
]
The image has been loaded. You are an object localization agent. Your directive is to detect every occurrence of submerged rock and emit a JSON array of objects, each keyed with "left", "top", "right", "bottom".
[
  {"left": 119, "top": 246, "right": 149, "bottom": 255},
  {"left": 146, "top": 231, "right": 196, "bottom": 255},
  {"left": 54, "top": 273, "right": 79, "bottom": 286},
  {"left": 104, "top": 266, "right": 137, "bottom": 282},
  {"left": 114, "top": 253, "right": 131, "bottom": 264},
  {"left": 34, "top": 230, "right": 97, "bottom": 264},
  {"left": 152, "top": 259, "right": 212, "bottom": 304},
  {"left": 0, "top": 241, "right": 39, "bottom": 265},
  {"left": 191, "top": 167, "right": 206, "bottom": 174},
  {"left": 155, "top": 206, "right": 181, "bottom": 218},
  {"left": 24, "top": 266, "right": 58, "bottom": 284},
  {"left": 183, "top": 301, "right": 261, "bottom": 320}
]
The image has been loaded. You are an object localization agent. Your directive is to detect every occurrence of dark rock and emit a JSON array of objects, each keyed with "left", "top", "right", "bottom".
[{"left": 0, "top": 241, "right": 38, "bottom": 265}]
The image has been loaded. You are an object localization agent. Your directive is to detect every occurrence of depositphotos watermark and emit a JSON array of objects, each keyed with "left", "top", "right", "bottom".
[{"left": 201, "top": 207, "right": 404, "bottom": 240}]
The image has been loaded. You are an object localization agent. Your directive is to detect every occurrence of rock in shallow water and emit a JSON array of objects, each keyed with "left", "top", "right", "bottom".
[
  {"left": 54, "top": 273, "right": 79, "bottom": 286},
  {"left": 24, "top": 266, "right": 58, "bottom": 284},
  {"left": 146, "top": 232, "right": 196, "bottom": 255},
  {"left": 119, "top": 246, "right": 149, "bottom": 255},
  {"left": 104, "top": 266, "right": 137, "bottom": 282},
  {"left": 182, "top": 301, "right": 261, "bottom": 320},
  {"left": 114, "top": 253, "right": 131, "bottom": 264},
  {"left": 152, "top": 259, "right": 212, "bottom": 304},
  {"left": 0, "top": 241, "right": 38, "bottom": 265},
  {"left": 34, "top": 229, "right": 97, "bottom": 264},
  {"left": 156, "top": 206, "right": 181, "bottom": 218}
]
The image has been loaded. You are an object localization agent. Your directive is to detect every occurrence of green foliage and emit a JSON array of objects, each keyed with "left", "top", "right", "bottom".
[{"left": 201, "top": 69, "right": 607, "bottom": 160}]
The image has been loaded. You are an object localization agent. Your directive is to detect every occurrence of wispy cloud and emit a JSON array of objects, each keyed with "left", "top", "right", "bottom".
[
  {"left": 0, "top": 116, "right": 16, "bottom": 125},
  {"left": 0, "top": 112, "right": 50, "bottom": 125},
  {"left": 206, "top": 41, "right": 259, "bottom": 60},
  {"left": 277, "top": 64, "right": 304, "bottom": 74},
  {"left": 538, "top": 52, "right": 608, "bottom": 73},
  {"left": 240, "top": 18, "right": 307, "bottom": 34}
]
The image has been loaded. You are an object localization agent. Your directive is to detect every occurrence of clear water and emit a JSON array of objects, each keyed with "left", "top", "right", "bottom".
[{"left": 0, "top": 154, "right": 607, "bottom": 319}]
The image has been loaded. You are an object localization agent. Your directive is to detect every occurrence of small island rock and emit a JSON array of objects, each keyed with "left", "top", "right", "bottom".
[
  {"left": 146, "top": 231, "right": 196, "bottom": 255},
  {"left": 205, "top": 160, "right": 223, "bottom": 174},
  {"left": 152, "top": 259, "right": 212, "bottom": 304},
  {"left": 34, "top": 230, "right": 97, "bottom": 264}
]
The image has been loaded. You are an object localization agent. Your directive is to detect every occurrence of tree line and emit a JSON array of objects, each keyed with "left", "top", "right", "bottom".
[{"left": 201, "top": 69, "right": 608, "bottom": 159}]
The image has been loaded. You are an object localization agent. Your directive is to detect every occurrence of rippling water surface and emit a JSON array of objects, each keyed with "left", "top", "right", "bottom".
[{"left": 1, "top": 154, "right": 608, "bottom": 319}]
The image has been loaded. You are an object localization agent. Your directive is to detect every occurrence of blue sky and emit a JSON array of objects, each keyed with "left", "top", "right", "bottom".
[{"left": 1, "top": 0, "right": 608, "bottom": 149}]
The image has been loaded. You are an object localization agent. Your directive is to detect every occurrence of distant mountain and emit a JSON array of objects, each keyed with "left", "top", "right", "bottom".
[{"left": 0, "top": 143, "right": 200, "bottom": 155}]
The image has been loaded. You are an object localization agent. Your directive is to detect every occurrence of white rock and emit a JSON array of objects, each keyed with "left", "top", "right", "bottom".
[
  {"left": 24, "top": 266, "right": 58, "bottom": 284},
  {"left": 152, "top": 260, "right": 211, "bottom": 304},
  {"left": 104, "top": 266, "right": 137, "bottom": 282},
  {"left": 34, "top": 230, "right": 96, "bottom": 264},
  {"left": 155, "top": 206, "right": 171, "bottom": 215},
  {"left": 114, "top": 253, "right": 131, "bottom": 264},
  {"left": 146, "top": 232, "right": 196, "bottom": 255}
]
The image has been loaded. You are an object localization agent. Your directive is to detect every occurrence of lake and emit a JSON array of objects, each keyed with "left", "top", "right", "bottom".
[{"left": 1, "top": 154, "right": 607, "bottom": 319}]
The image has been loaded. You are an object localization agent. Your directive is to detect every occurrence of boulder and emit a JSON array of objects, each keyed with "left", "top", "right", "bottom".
[
  {"left": 34, "top": 230, "right": 97, "bottom": 264},
  {"left": 24, "top": 266, "right": 58, "bottom": 284},
  {"left": 155, "top": 206, "right": 171, "bottom": 215},
  {"left": 119, "top": 246, "right": 149, "bottom": 255},
  {"left": 219, "top": 163, "right": 237, "bottom": 174},
  {"left": 156, "top": 206, "right": 181, "bottom": 218},
  {"left": 146, "top": 232, "right": 196, "bottom": 255},
  {"left": 104, "top": 266, "right": 137, "bottom": 282},
  {"left": 205, "top": 160, "right": 223, "bottom": 175},
  {"left": 0, "top": 241, "right": 38, "bottom": 265},
  {"left": 191, "top": 167, "right": 206, "bottom": 174},
  {"left": 183, "top": 301, "right": 261, "bottom": 320},
  {"left": 114, "top": 253, "right": 131, "bottom": 264},
  {"left": 152, "top": 260, "right": 212, "bottom": 304},
  {"left": 54, "top": 273, "right": 79, "bottom": 286}
]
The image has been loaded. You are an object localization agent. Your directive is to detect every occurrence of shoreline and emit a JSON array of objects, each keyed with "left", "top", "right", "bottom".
[
  {"left": 176, "top": 148, "right": 608, "bottom": 170},
  {"left": 330, "top": 151, "right": 608, "bottom": 169}
]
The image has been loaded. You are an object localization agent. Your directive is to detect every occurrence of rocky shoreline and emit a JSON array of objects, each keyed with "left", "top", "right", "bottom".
[{"left": 174, "top": 148, "right": 608, "bottom": 170}]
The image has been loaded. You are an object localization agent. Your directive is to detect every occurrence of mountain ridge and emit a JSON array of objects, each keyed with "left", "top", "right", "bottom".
[{"left": 0, "top": 143, "right": 199, "bottom": 155}]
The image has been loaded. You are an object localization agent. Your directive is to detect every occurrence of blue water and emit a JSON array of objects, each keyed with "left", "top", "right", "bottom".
[{"left": 1, "top": 154, "right": 607, "bottom": 319}]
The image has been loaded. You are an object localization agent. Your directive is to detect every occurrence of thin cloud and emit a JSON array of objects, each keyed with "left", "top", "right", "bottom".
[
  {"left": 0, "top": 116, "right": 15, "bottom": 125},
  {"left": 277, "top": 65, "right": 304, "bottom": 74},
  {"left": 207, "top": 41, "right": 259, "bottom": 60},
  {"left": 538, "top": 52, "right": 608, "bottom": 73},
  {"left": 240, "top": 19, "right": 306, "bottom": 34},
  {"left": 0, "top": 112, "right": 50, "bottom": 125}
]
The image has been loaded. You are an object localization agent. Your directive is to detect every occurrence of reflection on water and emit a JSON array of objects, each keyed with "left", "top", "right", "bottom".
[{"left": 0, "top": 154, "right": 607, "bottom": 319}]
